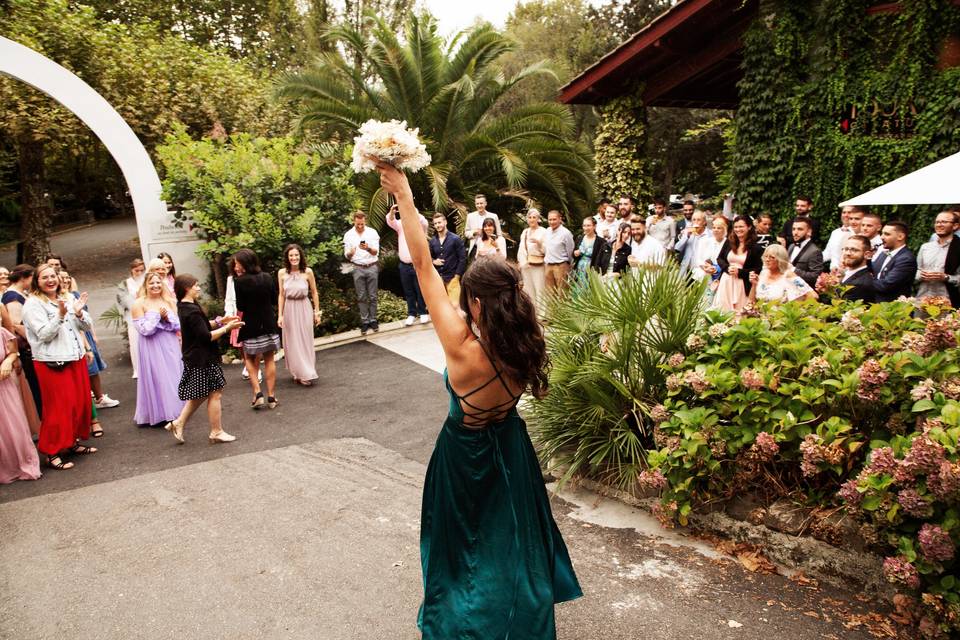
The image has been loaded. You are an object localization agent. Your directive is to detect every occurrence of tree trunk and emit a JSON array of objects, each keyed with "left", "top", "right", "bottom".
[{"left": 17, "top": 135, "right": 53, "bottom": 265}]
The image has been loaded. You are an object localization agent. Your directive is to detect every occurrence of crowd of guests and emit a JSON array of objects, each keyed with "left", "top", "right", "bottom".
[
  {"left": 340, "top": 191, "right": 960, "bottom": 332},
  {"left": 1, "top": 244, "right": 326, "bottom": 484}
]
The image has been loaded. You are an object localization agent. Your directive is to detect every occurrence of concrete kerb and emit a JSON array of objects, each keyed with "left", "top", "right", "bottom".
[
  {"left": 313, "top": 318, "right": 434, "bottom": 352},
  {"left": 561, "top": 474, "right": 894, "bottom": 602}
]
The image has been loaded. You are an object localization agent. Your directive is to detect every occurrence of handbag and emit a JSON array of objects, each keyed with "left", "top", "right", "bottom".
[
  {"left": 229, "top": 311, "right": 244, "bottom": 348},
  {"left": 525, "top": 230, "right": 544, "bottom": 265}
]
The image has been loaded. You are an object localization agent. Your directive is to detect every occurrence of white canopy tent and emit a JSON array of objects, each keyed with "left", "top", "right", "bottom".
[{"left": 840, "top": 151, "right": 960, "bottom": 206}]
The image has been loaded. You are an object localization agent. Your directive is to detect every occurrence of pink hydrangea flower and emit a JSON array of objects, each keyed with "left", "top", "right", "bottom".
[
  {"left": 799, "top": 434, "right": 825, "bottom": 477},
  {"left": 751, "top": 431, "right": 779, "bottom": 462},
  {"left": 864, "top": 447, "right": 899, "bottom": 477},
  {"left": 638, "top": 469, "right": 667, "bottom": 491},
  {"left": 803, "top": 356, "right": 830, "bottom": 377},
  {"left": 910, "top": 379, "right": 937, "bottom": 401},
  {"left": 856, "top": 359, "right": 889, "bottom": 401},
  {"left": 901, "top": 436, "right": 947, "bottom": 477},
  {"left": 650, "top": 404, "right": 670, "bottom": 423},
  {"left": 667, "top": 352, "right": 686, "bottom": 368},
  {"left": 882, "top": 556, "right": 921, "bottom": 589},
  {"left": 684, "top": 370, "right": 710, "bottom": 394},
  {"left": 739, "top": 368, "right": 764, "bottom": 390},
  {"left": 918, "top": 524, "right": 955, "bottom": 563},
  {"left": 665, "top": 373, "right": 682, "bottom": 392},
  {"left": 928, "top": 461, "right": 960, "bottom": 500},
  {"left": 685, "top": 334, "right": 706, "bottom": 350},
  {"left": 897, "top": 487, "right": 933, "bottom": 518},
  {"left": 837, "top": 479, "right": 862, "bottom": 507}
]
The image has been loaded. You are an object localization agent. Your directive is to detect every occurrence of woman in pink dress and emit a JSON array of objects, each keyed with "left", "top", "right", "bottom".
[
  {"left": 277, "top": 244, "right": 320, "bottom": 386},
  {"left": 712, "top": 215, "right": 763, "bottom": 312},
  {"left": 0, "top": 322, "right": 42, "bottom": 483}
]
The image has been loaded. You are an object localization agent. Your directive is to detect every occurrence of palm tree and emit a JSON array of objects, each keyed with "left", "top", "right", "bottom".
[
  {"left": 277, "top": 12, "right": 594, "bottom": 229},
  {"left": 530, "top": 266, "right": 706, "bottom": 490}
]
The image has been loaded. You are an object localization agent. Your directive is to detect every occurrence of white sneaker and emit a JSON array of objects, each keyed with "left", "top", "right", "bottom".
[
  {"left": 95, "top": 394, "right": 120, "bottom": 409},
  {"left": 404, "top": 315, "right": 416, "bottom": 326},
  {"left": 419, "top": 314, "right": 431, "bottom": 324},
  {"left": 242, "top": 368, "right": 250, "bottom": 380}
]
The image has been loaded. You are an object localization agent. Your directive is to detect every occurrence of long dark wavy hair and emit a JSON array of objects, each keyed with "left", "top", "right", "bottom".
[
  {"left": 232, "top": 248, "right": 261, "bottom": 275},
  {"left": 157, "top": 252, "right": 176, "bottom": 277},
  {"left": 459, "top": 258, "right": 549, "bottom": 399},
  {"left": 282, "top": 243, "right": 306, "bottom": 272},
  {"left": 728, "top": 215, "right": 757, "bottom": 252}
]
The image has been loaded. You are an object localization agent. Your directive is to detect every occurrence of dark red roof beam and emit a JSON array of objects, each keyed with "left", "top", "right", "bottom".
[{"left": 559, "top": 0, "right": 723, "bottom": 105}]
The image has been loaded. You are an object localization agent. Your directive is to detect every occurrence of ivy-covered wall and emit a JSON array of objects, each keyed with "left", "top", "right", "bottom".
[
  {"left": 731, "top": 0, "right": 960, "bottom": 238},
  {"left": 593, "top": 86, "right": 653, "bottom": 203}
]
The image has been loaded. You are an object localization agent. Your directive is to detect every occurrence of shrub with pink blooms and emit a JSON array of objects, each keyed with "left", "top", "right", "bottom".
[{"left": 641, "top": 297, "right": 960, "bottom": 636}]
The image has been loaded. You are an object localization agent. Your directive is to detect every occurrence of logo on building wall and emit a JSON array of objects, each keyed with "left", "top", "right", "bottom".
[{"left": 840, "top": 100, "right": 920, "bottom": 138}]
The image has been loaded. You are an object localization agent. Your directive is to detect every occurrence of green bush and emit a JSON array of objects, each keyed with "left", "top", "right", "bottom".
[
  {"left": 530, "top": 265, "right": 706, "bottom": 489},
  {"left": 647, "top": 296, "right": 960, "bottom": 637},
  {"left": 315, "top": 274, "right": 407, "bottom": 335},
  {"left": 157, "top": 129, "right": 357, "bottom": 277}
]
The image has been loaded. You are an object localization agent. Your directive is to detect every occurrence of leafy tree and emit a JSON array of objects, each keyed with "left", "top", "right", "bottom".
[
  {"left": 277, "top": 12, "right": 595, "bottom": 232},
  {"left": 157, "top": 129, "right": 357, "bottom": 295},
  {"left": 587, "top": 0, "right": 673, "bottom": 38},
  {"left": 498, "top": 0, "right": 615, "bottom": 145},
  {"left": 0, "top": 0, "right": 284, "bottom": 262}
]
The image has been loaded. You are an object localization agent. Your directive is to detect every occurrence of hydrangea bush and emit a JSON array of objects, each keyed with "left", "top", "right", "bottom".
[{"left": 647, "top": 296, "right": 960, "bottom": 637}]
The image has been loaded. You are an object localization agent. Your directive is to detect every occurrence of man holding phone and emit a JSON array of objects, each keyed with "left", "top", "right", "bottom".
[
  {"left": 386, "top": 203, "right": 430, "bottom": 325},
  {"left": 343, "top": 210, "right": 380, "bottom": 334}
]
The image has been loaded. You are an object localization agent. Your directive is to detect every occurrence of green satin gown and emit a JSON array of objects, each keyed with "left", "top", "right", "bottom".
[{"left": 417, "top": 368, "right": 582, "bottom": 639}]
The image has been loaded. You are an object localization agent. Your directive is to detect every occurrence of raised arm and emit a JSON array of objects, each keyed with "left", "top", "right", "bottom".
[{"left": 375, "top": 163, "right": 471, "bottom": 356}]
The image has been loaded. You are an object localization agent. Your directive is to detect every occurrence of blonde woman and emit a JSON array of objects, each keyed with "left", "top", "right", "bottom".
[
  {"left": 22, "top": 264, "right": 96, "bottom": 469},
  {"left": 132, "top": 271, "right": 185, "bottom": 426},
  {"left": 749, "top": 244, "right": 818, "bottom": 304}
]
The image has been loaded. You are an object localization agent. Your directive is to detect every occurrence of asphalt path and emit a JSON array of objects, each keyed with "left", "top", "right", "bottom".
[{"left": 0, "top": 220, "right": 911, "bottom": 639}]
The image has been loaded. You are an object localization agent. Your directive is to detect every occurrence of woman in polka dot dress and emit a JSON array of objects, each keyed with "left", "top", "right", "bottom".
[{"left": 164, "top": 274, "right": 243, "bottom": 445}]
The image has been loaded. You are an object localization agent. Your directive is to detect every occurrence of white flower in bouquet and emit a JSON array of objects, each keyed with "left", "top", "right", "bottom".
[{"left": 351, "top": 119, "right": 432, "bottom": 173}]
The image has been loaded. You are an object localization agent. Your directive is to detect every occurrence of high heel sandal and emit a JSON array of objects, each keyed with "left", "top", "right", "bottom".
[
  {"left": 251, "top": 392, "right": 265, "bottom": 410},
  {"left": 267, "top": 396, "right": 278, "bottom": 409},
  {"left": 69, "top": 444, "right": 97, "bottom": 455},
  {"left": 209, "top": 431, "right": 236, "bottom": 444},
  {"left": 164, "top": 420, "right": 184, "bottom": 444},
  {"left": 46, "top": 455, "right": 75, "bottom": 470}
]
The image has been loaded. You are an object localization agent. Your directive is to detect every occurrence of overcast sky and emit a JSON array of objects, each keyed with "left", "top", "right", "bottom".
[{"left": 421, "top": 0, "right": 519, "bottom": 35}]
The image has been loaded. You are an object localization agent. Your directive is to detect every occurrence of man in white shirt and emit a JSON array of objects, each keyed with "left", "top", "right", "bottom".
[
  {"left": 596, "top": 203, "right": 619, "bottom": 242},
  {"left": 916, "top": 210, "right": 960, "bottom": 301},
  {"left": 675, "top": 210, "right": 707, "bottom": 277},
  {"left": 822, "top": 205, "right": 865, "bottom": 270},
  {"left": 464, "top": 193, "right": 502, "bottom": 251},
  {"left": 858, "top": 211, "right": 884, "bottom": 256},
  {"left": 627, "top": 219, "right": 666, "bottom": 269},
  {"left": 343, "top": 210, "right": 380, "bottom": 334},
  {"left": 645, "top": 197, "right": 677, "bottom": 252},
  {"left": 543, "top": 210, "right": 575, "bottom": 292}
]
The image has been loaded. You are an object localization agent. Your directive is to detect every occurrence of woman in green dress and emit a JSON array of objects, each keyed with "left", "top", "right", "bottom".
[{"left": 375, "top": 163, "right": 582, "bottom": 639}]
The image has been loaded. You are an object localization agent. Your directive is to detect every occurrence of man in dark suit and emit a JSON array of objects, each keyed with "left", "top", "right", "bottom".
[
  {"left": 871, "top": 220, "right": 918, "bottom": 302},
  {"left": 777, "top": 195, "right": 822, "bottom": 245},
  {"left": 788, "top": 218, "right": 824, "bottom": 288},
  {"left": 838, "top": 235, "right": 876, "bottom": 303}
]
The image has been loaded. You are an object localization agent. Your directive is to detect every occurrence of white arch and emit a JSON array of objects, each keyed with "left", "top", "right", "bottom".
[{"left": 0, "top": 35, "right": 203, "bottom": 272}]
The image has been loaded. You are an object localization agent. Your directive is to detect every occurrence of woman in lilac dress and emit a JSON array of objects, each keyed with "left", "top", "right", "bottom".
[
  {"left": 132, "top": 272, "right": 185, "bottom": 426},
  {"left": 277, "top": 244, "right": 320, "bottom": 386},
  {"left": 0, "top": 314, "right": 41, "bottom": 483}
]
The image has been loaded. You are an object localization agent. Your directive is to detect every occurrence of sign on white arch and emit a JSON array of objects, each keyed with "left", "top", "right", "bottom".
[{"left": 0, "top": 35, "right": 205, "bottom": 275}]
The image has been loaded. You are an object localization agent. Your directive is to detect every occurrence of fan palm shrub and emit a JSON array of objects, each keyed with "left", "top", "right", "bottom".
[
  {"left": 276, "top": 12, "right": 594, "bottom": 230},
  {"left": 530, "top": 265, "right": 706, "bottom": 490}
]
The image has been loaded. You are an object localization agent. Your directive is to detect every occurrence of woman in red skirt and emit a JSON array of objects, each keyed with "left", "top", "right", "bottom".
[{"left": 21, "top": 263, "right": 97, "bottom": 470}]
